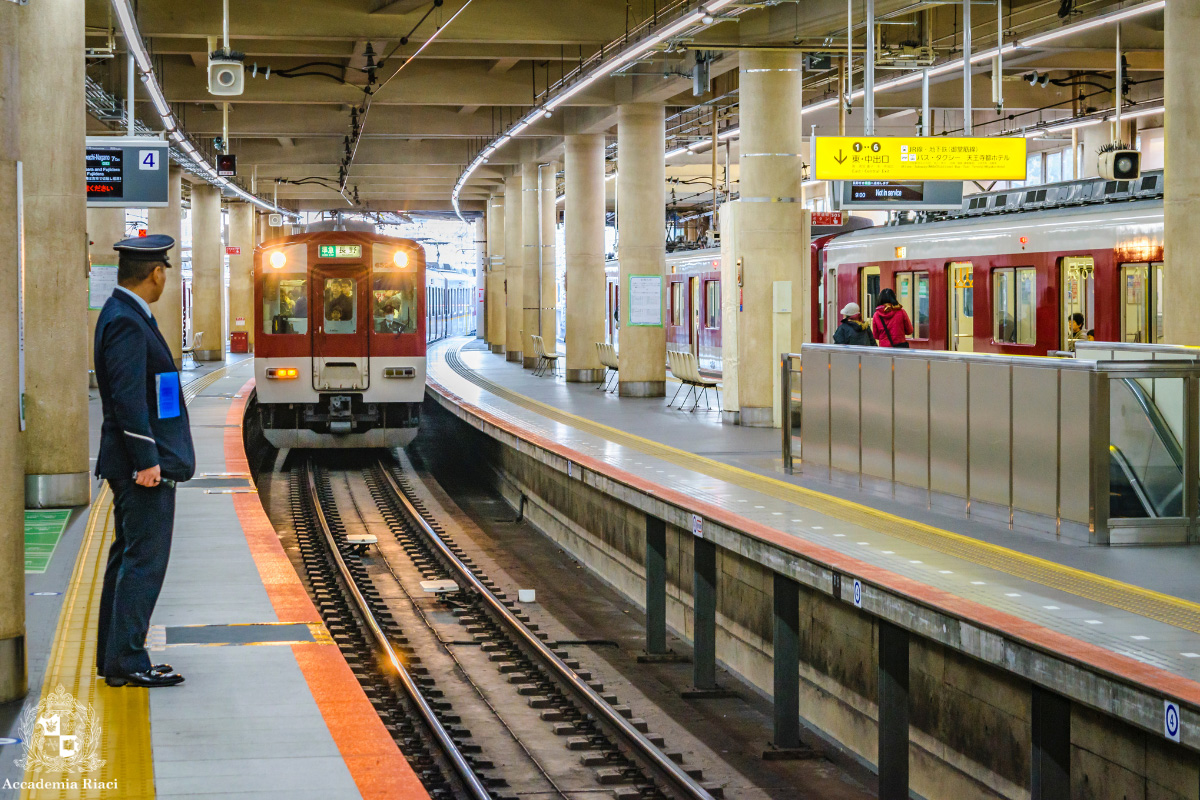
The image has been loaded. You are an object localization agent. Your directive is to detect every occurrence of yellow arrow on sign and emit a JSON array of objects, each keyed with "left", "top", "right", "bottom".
[{"left": 813, "top": 136, "right": 1027, "bottom": 181}]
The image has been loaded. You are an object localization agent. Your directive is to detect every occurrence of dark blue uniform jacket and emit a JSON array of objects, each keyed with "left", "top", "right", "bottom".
[{"left": 94, "top": 290, "right": 196, "bottom": 482}]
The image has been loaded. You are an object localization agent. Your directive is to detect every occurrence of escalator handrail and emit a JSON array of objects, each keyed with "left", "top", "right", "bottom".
[
  {"left": 1110, "top": 443, "right": 1158, "bottom": 518},
  {"left": 1118, "top": 377, "right": 1185, "bottom": 473}
]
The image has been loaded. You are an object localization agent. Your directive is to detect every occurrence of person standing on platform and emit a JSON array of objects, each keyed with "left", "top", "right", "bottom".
[
  {"left": 833, "top": 302, "right": 876, "bottom": 346},
  {"left": 93, "top": 234, "right": 194, "bottom": 688},
  {"left": 872, "top": 288, "right": 914, "bottom": 348}
]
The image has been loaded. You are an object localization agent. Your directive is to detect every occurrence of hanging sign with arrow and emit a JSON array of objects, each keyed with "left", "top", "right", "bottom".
[{"left": 813, "top": 136, "right": 1027, "bottom": 182}]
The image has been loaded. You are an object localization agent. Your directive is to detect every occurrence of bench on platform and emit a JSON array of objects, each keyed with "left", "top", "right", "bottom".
[
  {"left": 667, "top": 349, "right": 721, "bottom": 412},
  {"left": 595, "top": 342, "right": 619, "bottom": 392},
  {"left": 182, "top": 330, "right": 203, "bottom": 369},
  {"left": 531, "top": 335, "right": 560, "bottom": 377}
]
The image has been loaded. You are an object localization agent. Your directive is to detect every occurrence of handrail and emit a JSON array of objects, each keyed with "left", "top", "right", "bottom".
[
  {"left": 1110, "top": 444, "right": 1157, "bottom": 518},
  {"left": 1119, "top": 378, "right": 1185, "bottom": 473}
]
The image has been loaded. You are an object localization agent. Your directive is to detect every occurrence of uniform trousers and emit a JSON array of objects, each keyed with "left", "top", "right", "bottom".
[{"left": 96, "top": 478, "right": 176, "bottom": 676}]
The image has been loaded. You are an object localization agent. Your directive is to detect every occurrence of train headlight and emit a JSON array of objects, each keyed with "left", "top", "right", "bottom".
[
  {"left": 393, "top": 250, "right": 408, "bottom": 269},
  {"left": 269, "top": 251, "right": 286, "bottom": 269},
  {"left": 266, "top": 367, "right": 298, "bottom": 379}
]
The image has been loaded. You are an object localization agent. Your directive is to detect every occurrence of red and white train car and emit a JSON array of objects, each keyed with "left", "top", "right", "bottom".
[{"left": 254, "top": 229, "right": 428, "bottom": 448}]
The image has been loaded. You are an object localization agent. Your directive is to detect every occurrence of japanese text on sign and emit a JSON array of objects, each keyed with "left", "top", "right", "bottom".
[
  {"left": 627, "top": 275, "right": 663, "bottom": 327},
  {"left": 814, "top": 137, "right": 1027, "bottom": 181}
]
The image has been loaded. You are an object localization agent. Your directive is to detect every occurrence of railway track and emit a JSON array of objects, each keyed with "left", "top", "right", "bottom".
[{"left": 289, "top": 452, "right": 724, "bottom": 800}]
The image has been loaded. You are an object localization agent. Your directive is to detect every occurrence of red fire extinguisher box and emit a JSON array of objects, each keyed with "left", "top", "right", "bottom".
[{"left": 229, "top": 332, "right": 249, "bottom": 353}]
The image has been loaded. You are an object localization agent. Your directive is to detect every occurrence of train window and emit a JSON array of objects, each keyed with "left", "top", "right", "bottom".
[
  {"left": 1060, "top": 256, "right": 1095, "bottom": 350},
  {"left": 896, "top": 272, "right": 930, "bottom": 340},
  {"left": 263, "top": 276, "right": 308, "bottom": 335},
  {"left": 1119, "top": 263, "right": 1164, "bottom": 344},
  {"left": 323, "top": 278, "right": 357, "bottom": 333},
  {"left": 373, "top": 271, "right": 419, "bottom": 334},
  {"left": 860, "top": 267, "right": 881, "bottom": 318},
  {"left": 705, "top": 280, "right": 720, "bottom": 329},
  {"left": 670, "top": 282, "right": 685, "bottom": 327},
  {"left": 992, "top": 267, "right": 1036, "bottom": 345},
  {"left": 949, "top": 262, "right": 974, "bottom": 352}
]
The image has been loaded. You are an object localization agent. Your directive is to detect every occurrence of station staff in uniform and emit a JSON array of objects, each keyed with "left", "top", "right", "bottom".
[{"left": 94, "top": 234, "right": 194, "bottom": 688}]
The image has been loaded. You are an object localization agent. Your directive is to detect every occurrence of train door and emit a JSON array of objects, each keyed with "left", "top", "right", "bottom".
[
  {"left": 1060, "top": 256, "right": 1095, "bottom": 350},
  {"left": 948, "top": 261, "right": 974, "bottom": 351},
  {"left": 1119, "top": 262, "right": 1164, "bottom": 343},
  {"left": 312, "top": 266, "right": 368, "bottom": 391},
  {"left": 860, "top": 266, "right": 880, "bottom": 319},
  {"left": 689, "top": 276, "right": 701, "bottom": 357},
  {"left": 825, "top": 268, "right": 838, "bottom": 342}
]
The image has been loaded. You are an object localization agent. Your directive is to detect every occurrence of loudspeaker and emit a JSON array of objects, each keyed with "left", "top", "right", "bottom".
[
  {"left": 1099, "top": 149, "right": 1140, "bottom": 181},
  {"left": 268, "top": 213, "right": 283, "bottom": 228},
  {"left": 208, "top": 54, "right": 245, "bottom": 96}
]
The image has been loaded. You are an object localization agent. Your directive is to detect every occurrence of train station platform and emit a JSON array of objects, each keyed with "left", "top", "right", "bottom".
[
  {"left": 0, "top": 357, "right": 425, "bottom": 800},
  {"left": 426, "top": 336, "right": 1200, "bottom": 779}
]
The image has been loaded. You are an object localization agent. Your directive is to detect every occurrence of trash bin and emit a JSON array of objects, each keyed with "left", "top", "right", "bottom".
[{"left": 230, "top": 331, "right": 249, "bottom": 353}]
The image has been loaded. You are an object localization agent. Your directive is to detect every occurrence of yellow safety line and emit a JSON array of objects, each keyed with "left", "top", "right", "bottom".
[
  {"left": 18, "top": 363, "right": 238, "bottom": 799},
  {"left": 446, "top": 342, "right": 1200, "bottom": 635},
  {"left": 21, "top": 484, "right": 155, "bottom": 800}
]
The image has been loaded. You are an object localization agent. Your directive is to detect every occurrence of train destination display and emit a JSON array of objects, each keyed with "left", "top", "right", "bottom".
[
  {"left": 84, "top": 136, "right": 170, "bottom": 208},
  {"left": 838, "top": 180, "right": 965, "bottom": 210}
]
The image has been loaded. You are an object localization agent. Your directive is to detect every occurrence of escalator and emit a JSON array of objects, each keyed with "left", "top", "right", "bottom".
[{"left": 1109, "top": 378, "right": 1187, "bottom": 518}]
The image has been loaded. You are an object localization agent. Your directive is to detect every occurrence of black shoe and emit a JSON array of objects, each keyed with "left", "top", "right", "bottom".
[
  {"left": 105, "top": 670, "right": 185, "bottom": 687},
  {"left": 97, "top": 664, "right": 173, "bottom": 679}
]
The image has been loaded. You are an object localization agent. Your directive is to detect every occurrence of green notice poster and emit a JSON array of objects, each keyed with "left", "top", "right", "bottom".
[{"left": 25, "top": 509, "right": 71, "bottom": 573}]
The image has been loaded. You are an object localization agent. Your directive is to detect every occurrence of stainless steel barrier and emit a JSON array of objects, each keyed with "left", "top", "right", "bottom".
[
  {"left": 792, "top": 344, "right": 1200, "bottom": 545},
  {"left": 782, "top": 353, "right": 801, "bottom": 474}
]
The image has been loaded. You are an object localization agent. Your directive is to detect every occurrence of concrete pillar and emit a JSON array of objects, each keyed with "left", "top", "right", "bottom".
[
  {"left": 503, "top": 174, "right": 523, "bottom": 362},
  {"left": 691, "top": 537, "right": 718, "bottom": 690},
  {"left": 149, "top": 165, "right": 183, "bottom": 366},
  {"left": 1078, "top": 124, "right": 1108, "bottom": 179},
  {"left": 227, "top": 202, "right": 254, "bottom": 352},
  {"left": 474, "top": 216, "right": 485, "bottom": 339},
  {"left": 521, "top": 161, "right": 540, "bottom": 368},
  {"left": 87, "top": 208, "right": 126, "bottom": 385},
  {"left": 20, "top": 0, "right": 89, "bottom": 507},
  {"left": 772, "top": 573, "right": 802, "bottom": 750},
  {"left": 616, "top": 103, "right": 666, "bottom": 397},
  {"left": 0, "top": 0, "right": 27, "bottom": 702},
  {"left": 877, "top": 621, "right": 910, "bottom": 799},
  {"left": 644, "top": 515, "right": 667, "bottom": 655},
  {"left": 1031, "top": 687, "right": 1071, "bottom": 798},
  {"left": 1164, "top": 0, "right": 1200, "bottom": 344},
  {"left": 538, "top": 163, "right": 558, "bottom": 350},
  {"left": 727, "top": 50, "right": 810, "bottom": 427},
  {"left": 486, "top": 194, "right": 506, "bottom": 353},
  {"left": 564, "top": 134, "right": 607, "bottom": 382},
  {"left": 190, "top": 183, "right": 225, "bottom": 361}
]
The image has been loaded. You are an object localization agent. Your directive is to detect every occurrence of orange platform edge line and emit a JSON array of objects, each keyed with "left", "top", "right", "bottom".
[{"left": 224, "top": 378, "right": 431, "bottom": 800}]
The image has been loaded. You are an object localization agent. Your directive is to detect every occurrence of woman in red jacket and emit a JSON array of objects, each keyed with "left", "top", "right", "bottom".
[{"left": 871, "top": 288, "right": 914, "bottom": 348}]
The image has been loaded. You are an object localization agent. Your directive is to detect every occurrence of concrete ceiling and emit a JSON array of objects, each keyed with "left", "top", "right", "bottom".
[{"left": 83, "top": 0, "right": 1164, "bottom": 215}]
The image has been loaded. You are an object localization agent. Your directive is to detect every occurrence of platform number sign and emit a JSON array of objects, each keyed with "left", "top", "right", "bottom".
[
  {"left": 691, "top": 514, "right": 703, "bottom": 539},
  {"left": 1165, "top": 700, "right": 1181, "bottom": 742},
  {"left": 138, "top": 149, "right": 160, "bottom": 170},
  {"left": 852, "top": 579, "right": 862, "bottom": 608}
]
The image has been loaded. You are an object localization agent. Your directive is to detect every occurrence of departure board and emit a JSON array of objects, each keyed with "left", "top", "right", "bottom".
[{"left": 86, "top": 148, "right": 123, "bottom": 200}]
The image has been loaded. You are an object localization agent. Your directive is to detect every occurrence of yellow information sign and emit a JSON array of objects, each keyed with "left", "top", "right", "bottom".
[{"left": 813, "top": 136, "right": 1027, "bottom": 181}]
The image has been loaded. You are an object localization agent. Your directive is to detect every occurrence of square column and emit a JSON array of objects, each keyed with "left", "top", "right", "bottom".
[
  {"left": 503, "top": 174, "right": 523, "bottom": 362},
  {"left": 616, "top": 104, "right": 666, "bottom": 397},
  {"left": 190, "top": 183, "right": 225, "bottom": 362},
  {"left": 1163, "top": 0, "right": 1200, "bottom": 344},
  {"left": 486, "top": 194, "right": 506, "bottom": 353},
  {"left": 227, "top": 202, "right": 255, "bottom": 352},
  {"left": 521, "top": 162, "right": 540, "bottom": 368},
  {"left": 564, "top": 134, "right": 607, "bottom": 382},
  {"left": 149, "top": 165, "right": 184, "bottom": 366},
  {"left": 539, "top": 163, "right": 558, "bottom": 351}
]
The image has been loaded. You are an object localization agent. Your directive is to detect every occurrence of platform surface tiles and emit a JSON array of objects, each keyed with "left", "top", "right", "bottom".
[
  {"left": 428, "top": 338, "right": 1200, "bottom": 711},
  {"left": 0, "top": 357, "right": 424, "bottom": 800}
]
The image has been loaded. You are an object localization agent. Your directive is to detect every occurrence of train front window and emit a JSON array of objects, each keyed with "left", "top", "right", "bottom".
[
  {"left": 323, "top": 277, "right": 357, "bottom": 333},
  {"left": 373, "top": 272, "right": 419, "bottom": 334},
  {"left": 263, "top": 276, "right": 308, "bottom": 335}
]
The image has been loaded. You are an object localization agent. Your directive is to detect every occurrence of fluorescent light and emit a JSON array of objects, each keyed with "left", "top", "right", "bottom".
[{"left": 1017, "top": 0, "right": 1164, "bottom": 48}]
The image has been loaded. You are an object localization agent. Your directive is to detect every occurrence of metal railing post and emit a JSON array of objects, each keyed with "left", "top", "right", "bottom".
[{"left": 782, "top": 354, "right": 793, "bottom": 473}]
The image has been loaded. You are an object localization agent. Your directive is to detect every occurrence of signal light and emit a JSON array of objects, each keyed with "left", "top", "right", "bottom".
[
  {"left": 266, "top": 367, "right": 298, "bottom": 379},
  {"left": 270, "top": 251, "right": 286, "bottom": 269},
  {"left": 393, "top": 250, "right": 408, "bottom": 268}
]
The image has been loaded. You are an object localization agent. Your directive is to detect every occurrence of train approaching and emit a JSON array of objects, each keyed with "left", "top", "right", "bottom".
[{"left": 254, "top": 228, "right": 442, "bottom": 448}]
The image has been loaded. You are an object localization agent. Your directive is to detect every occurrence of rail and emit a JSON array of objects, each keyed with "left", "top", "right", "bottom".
[
  {"left": 374, "top": 461, "right": 717, "bottom": 800},
  {"left": 301, "top": 459, "right": 492, "bottom": 800}
]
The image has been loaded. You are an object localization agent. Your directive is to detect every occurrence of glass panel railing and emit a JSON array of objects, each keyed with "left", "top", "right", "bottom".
[{"left": 1109, "top": 377, "right": 1185, "bottom": 518}]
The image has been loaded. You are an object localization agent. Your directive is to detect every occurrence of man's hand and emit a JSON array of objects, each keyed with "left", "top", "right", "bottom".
[{"left": 135, "top": 465, "right": 162, "bottom": 487}]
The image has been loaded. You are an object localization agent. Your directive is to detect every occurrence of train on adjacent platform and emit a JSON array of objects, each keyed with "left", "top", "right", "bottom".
[
  {"left": 606, "top": 171, "right": 1165, "bottom": 373},
  {"left": 253, "top": 225, "right": 475, "bottom": 448}
]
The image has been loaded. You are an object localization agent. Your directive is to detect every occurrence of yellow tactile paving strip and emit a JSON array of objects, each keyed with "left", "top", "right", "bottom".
[
  {"left": 20, "top": 364, "right": 232, "bottom": 799},
  {"left": 445, "top": 344, "right": 1200, "bottom": 636}
]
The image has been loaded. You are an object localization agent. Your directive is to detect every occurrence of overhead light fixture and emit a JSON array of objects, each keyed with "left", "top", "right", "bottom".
[
  {"left": 701, "top": 14, "right": 715, "bottom": 24},
  {"left": 543, "top": 109, "right": 552, "bottom": 118}
]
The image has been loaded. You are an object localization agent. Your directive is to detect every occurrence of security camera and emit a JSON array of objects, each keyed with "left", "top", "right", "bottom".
[
  {"left": 208, "top": 50, "right": 245, "bottom": 96},
  {"left": 1098, "top": 146, "right": 1140, "bottom": 181}
]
